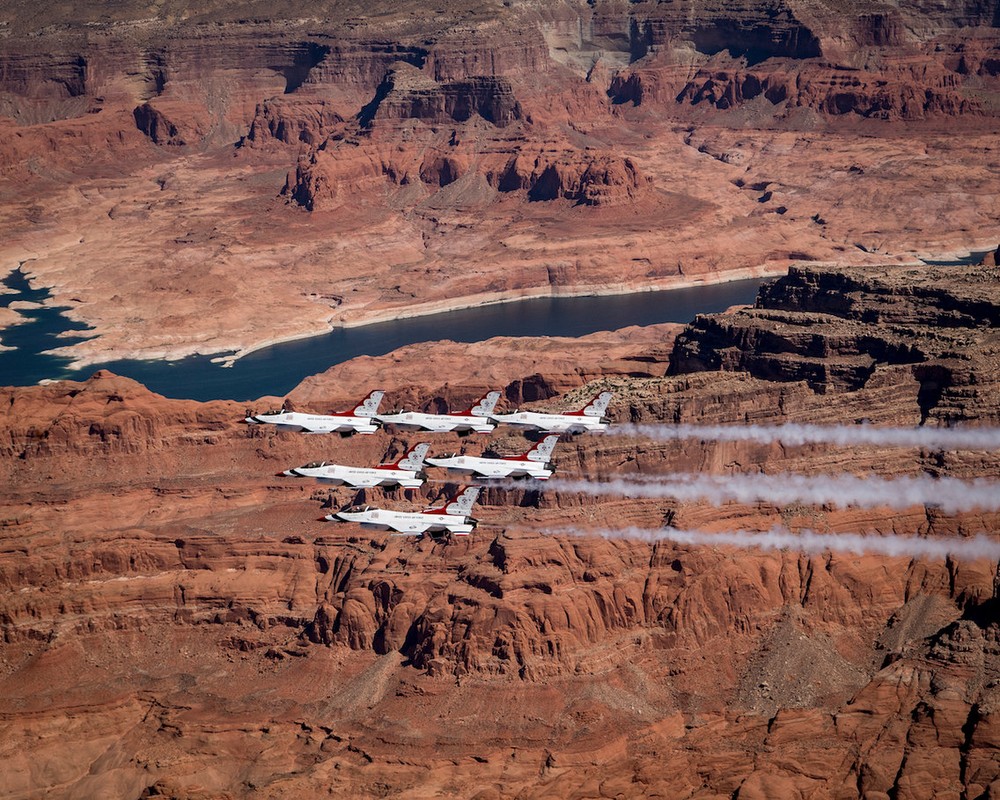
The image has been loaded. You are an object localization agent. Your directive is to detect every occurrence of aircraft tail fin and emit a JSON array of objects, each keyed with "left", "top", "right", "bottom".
[
  {"left": 351, "top": 390, "right": 385, "bottom": 417},
  {"left": 523, "top": 434, "right": 560, "bottom": 462},
  {"left": 566, "top": 390, "right": 613, "bottom": 418},
  {"left": 461, "top": 390, "right": 501, "bottom": 417},
  {"left": 425, "top": 485, "right": 481, "bottom": 515},
  {"left": 445, "top": 485, "right": 481, "bottom": 515},
  {"left": 385, "top": 442, "right": 430, "bottom": 471}
]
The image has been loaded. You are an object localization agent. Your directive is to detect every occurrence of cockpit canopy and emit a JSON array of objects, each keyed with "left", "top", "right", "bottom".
[
  {"left": 301, "top": 461, "right": 328, "bottom": 469},
  {"left": 435, "top": 452, "right": 458, "bottom": 459},
  {"left": 343, "top": 504, "right": 373, "bottom": 513},
  {"left": 263, "top": 407, "right": 285, "bottom": 416}
]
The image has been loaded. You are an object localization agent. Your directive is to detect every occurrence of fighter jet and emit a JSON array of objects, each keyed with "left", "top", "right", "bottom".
[
  {"left": 490, "top": 391, "right": 613, "bottom": 434},
  {"left": 326, "top": 485, "right": 481, "bottom": 536},
  {"left": 245, "top": 390, "right": 384, "bottom": 435},
  {"left": 376, "top": 390, "right": 500, "bottom": 435},
  {"left": 426, "top": 434, "right": 559, "bottom": 481},
  {"left": 283, "top": 442, "right": 430, "bottom": 489}
]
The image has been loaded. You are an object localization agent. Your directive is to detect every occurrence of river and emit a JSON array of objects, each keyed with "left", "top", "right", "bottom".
[{"left": 1, "top": 276, "right": 766, "bottom": 401}]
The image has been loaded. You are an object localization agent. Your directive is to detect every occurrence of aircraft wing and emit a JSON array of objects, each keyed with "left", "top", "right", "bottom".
[
  {"left": 418, "top": 419, "right": 457, "bottom": 432},
  {"left": 377, "top": 417, "right": 423, "bottom": 430},
  {"left": 541, "top": 419, "right": 592, "bottom": 434},
  {"left": 297, "top": 420, "right": 337, "bottom": 433},
  {"left": 344, "top": 476, "right": 384, "bottom": 488},
  {"left": 470, "top": 463, "right": 513, "bottom": 479},
  {"left": 384, "top": 518, "right": 433, "bottom": 534}
]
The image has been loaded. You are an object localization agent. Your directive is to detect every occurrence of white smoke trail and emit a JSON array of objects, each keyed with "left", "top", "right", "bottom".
[
  {"left": 606, "top": 423, "right": 1000, "bottom": 451},
  {"left": 543, "top": 525, "right": 1000, "bottom": 561},
  {"left": 544, "top": 473, "right": 1000, "bottom": 513}
]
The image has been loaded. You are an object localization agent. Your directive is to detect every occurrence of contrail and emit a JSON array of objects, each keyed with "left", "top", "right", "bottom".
[
  {"left": 606, "top": 423, "right": 1000, "bottom": 451},
  {"left": 543, "top": 525, "right": 1000, "bottom": 561},
  {"left": 543, "top": 473, "right": 1000, "bottom": 513}
]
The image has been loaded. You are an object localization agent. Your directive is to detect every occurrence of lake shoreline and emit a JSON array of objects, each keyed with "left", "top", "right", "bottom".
[
  {"left": 207, "top": 264, "right": 787, "bottom": 369},
  {"left": 8, "top": 242, "right": 996, "bottom": 373},
  {"left": 20, "top": 278, "right": 768, "bottom": 401},
  {"left": 4, "top": 244, "right": 996, "bottom": 401}
]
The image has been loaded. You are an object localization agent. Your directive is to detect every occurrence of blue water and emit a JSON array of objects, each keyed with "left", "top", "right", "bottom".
[
  {"left": 0, "top": 268, "right": 95, "bottom": 386},
  {"left": 0, "top": 276, "right": 766, "bottom": 401}
]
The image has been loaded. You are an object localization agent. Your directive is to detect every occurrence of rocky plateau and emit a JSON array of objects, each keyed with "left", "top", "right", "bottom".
[
  {"left": 1, "top": 0, "right": 999, "bottom": 365},
  {"left": 2, "top": 262, "right": 999, "bottom": 798},
  {"left": 3, "top": 1, "right": 1000, "bottom": 796}
]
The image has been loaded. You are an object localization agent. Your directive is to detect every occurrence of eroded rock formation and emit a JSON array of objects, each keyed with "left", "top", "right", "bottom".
[
  {"left": 670, "top": 262, "right": 1000, "bottom": 422},
  {"left": 2, "top": 265, "right": 999, "bottom": 797},
  {"left": 1, "top": 1, "right": 999, "bottom": 366}
]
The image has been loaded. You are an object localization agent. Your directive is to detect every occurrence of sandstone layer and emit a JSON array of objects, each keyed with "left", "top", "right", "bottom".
[
  {"left": 672, "top": 261, "right": 1000, "bottom": 422},
  {"left": 1, "top": 1, "right": 1000, "bottom": 368},
  {"left": 2, "top": 264, "right": 999, "bottom": 798}
]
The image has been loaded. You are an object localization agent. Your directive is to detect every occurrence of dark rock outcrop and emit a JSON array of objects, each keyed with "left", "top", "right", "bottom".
[
  {"left": 674, "top": 59, "right": 977, "bottom": 119},
  {"left": 244, "top": 96, "right": 345, "bottom": 147},
  {"left": 359, "top": 64, "right": 523, "bottom": 127},
  {"left": 132, "top": 102, "right": 188, "bottom": 146},
  {"left": 670, "top": 263, "right": 1000, "bottom": 422}
]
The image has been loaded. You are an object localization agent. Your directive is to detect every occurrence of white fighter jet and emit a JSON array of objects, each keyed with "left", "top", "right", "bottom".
[
  {"left": 283, "top": 442, "right": 430, "bottom": 489},
  {"left": 376, "top": 390, "right": 500, "bottom": 435},
  {"left": 490, "top": 391, "right": 613, "bottom": 434},
  {"left": 425, "top": 434, "right": 559, "bottom": 481},
  {"left": 245, "top": 390, "right": 384, "bottom": 435},
  {"left": 326, "top": 485, "right": 482, "bottom": 536}
]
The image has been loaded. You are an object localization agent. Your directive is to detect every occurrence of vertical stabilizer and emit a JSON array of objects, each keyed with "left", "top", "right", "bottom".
[
  {"left": 444, "top": 485, "right": 481, "bottom": 515},
  {"left": 352, "top": 390, "right": 385, "bottom": 417},
  {"left": 425, "top": 485, "right": 481, "bottom": 515},
  {"left": 524, "top": 434, "right": 560, "bottom": 462},
  {"left": 462, "top": 390, "right": 501, "bottom": 417},
  {"left": 388, "top": 442, "right": 431, "bottom": 471},
  {"left": 568, "top": 391, "right": 613, "bottom": 417}
]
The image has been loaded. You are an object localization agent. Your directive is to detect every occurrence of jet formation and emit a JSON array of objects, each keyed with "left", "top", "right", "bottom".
[
  {"left": 246, "top": 390, "right": 610, "bottom": 436},
  {"left": 247, "top": 389, "right": 614, "bottom": 536}
]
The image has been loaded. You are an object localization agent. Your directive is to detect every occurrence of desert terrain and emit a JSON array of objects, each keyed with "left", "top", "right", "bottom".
[
  {"left": 2, "top": 1, "right": 1000, "bottom": 798},
  {"left": 1, "top": 0, "right": 999, "bottom": 366},
  {"left": 3, "top": 262, "right": 1000, "bottom": 798}
]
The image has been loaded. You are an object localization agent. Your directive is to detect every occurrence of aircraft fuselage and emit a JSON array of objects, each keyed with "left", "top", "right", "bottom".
[
  {"left": 376, "top": 411, "right": 495, "bottom": 434},
  {"left": 285, "top": 463, "right": 423, "bottom": 489},
  {"left": 246, "top": 411, "right": 379, "bottom": 435},
  {"left": 489, "top": 411, "right": 608, "bottom": 434},
  {"left": 327, "top": 508, "right": 477, "bottom": 535},
  {"left": 425, "top": 454, "right": 553, "bottom": 480}
]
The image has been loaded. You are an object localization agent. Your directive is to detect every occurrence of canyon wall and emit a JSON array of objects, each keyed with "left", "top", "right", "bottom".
[
  {"left": 2, "top": 264, "right": 999, "bottom": 797},
  {"left": 1, "top": 0, "right": 999, "bottom": 366},
  {"left": 671, "top": 261, "right": 1000, "bottom": 422}
]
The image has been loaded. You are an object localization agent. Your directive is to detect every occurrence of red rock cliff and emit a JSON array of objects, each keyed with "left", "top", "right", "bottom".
[{"left": 2, "top": 267, "right": 999, "bottom": 797}]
